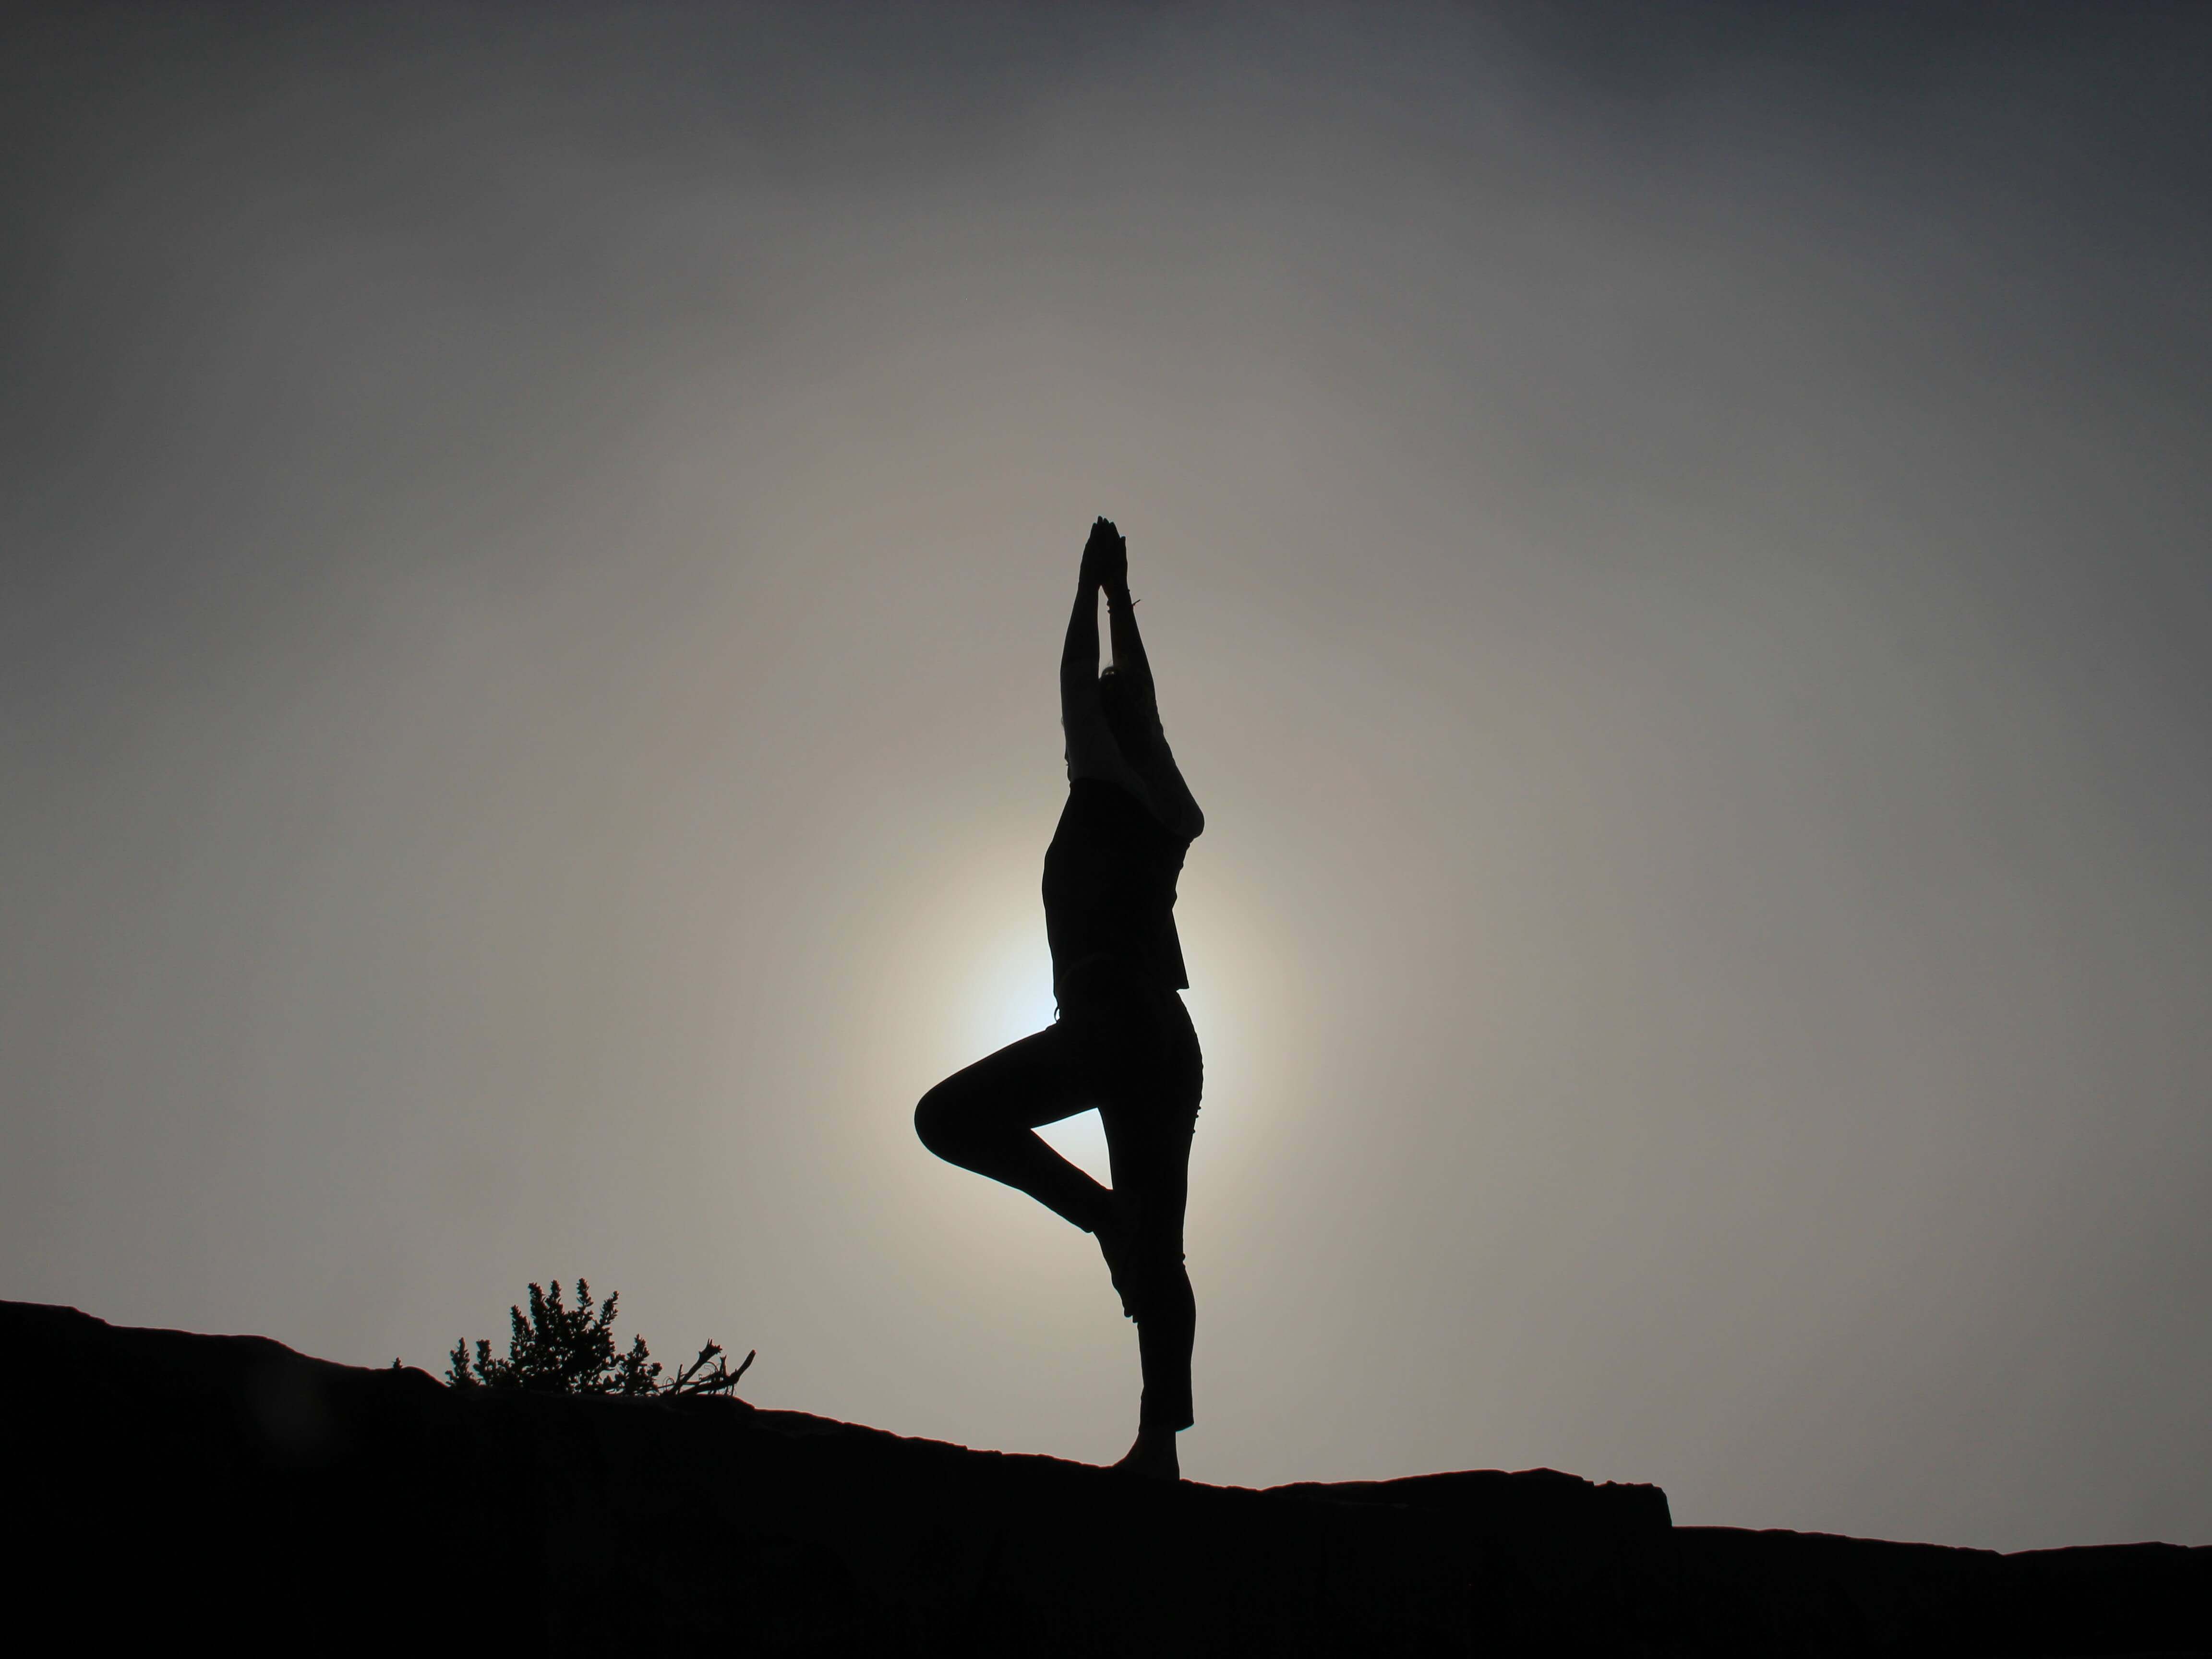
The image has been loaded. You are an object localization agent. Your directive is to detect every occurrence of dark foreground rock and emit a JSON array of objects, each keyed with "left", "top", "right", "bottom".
[{"left": 5, "top": 1301, "right": 2202, "bottom": 1654}]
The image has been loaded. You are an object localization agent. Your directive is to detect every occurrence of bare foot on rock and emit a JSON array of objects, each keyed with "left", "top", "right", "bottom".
[{"left": 1112, "top": 1426, "right": 1180, "bottom": 1481}]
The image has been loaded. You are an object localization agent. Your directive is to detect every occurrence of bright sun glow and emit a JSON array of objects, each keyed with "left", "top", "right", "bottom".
[
  {"left": 961, "top": 927, "right": 1114, "bottom": 1182},
  {"left": 898, "top": 838, "right": 1285, "bottom": 1203}
]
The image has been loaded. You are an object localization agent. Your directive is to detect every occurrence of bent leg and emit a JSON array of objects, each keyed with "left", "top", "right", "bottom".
[{"left": 914, "top": 1025, "right": 1113, "bottom": 1235}]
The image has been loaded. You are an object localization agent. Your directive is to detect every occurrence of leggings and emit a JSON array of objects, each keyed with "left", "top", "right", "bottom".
[{"left": 914, "top": 962, "right": 1202, "bottom": 1432}]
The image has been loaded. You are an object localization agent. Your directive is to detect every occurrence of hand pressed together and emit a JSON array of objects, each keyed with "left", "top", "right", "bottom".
[{"left": 1082, "top": 516, "right": 1128, "bottom": 593}]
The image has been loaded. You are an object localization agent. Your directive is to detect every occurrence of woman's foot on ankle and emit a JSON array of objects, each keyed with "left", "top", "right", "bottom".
[{"left": 1092, "top": 1197, "right": 1137, "bottom": 1319}]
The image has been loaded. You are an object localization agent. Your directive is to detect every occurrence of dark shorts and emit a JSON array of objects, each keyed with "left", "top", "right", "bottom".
[{"left": 1053, "top": 956, "right": 1203, "bottom": 1130}]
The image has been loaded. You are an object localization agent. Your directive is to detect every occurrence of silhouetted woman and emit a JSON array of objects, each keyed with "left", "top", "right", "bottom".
[{"left": 915, "top": 517, "right": 1206, "bottom": 1480}]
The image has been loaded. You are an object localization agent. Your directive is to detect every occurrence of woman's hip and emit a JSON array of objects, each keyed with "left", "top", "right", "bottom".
[{"left": 1055, "top": 962, "right": 1201, "bottom": 1112}]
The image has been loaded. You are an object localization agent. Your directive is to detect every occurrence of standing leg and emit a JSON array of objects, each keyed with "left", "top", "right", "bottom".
[
  {"left": 1096, "top": 993, "right": 1202, "bottom": 1476},
  {"left": 1101, "top": 1101, "right": 1197, "bottom": 1435},
  {"left": 914, "top": 1024, "right": 1114, "bottom": 1236}
]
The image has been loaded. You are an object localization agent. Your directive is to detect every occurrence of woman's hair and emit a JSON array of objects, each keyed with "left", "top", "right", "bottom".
[{"left": 1098, "top": 666, "right": 1164, "bottom": 768}]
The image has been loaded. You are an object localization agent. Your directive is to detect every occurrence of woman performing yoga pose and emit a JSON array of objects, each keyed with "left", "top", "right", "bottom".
[{"left": 915, "top": 517, "right": 1206, "bottom": 1480}]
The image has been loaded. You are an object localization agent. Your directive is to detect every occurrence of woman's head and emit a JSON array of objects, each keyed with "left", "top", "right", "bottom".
[{"left": 1098, "top": 666, "right": 1163, "bottom": 766}]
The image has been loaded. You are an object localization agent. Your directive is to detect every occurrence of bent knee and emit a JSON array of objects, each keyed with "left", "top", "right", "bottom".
[{"left": 914, "top": 1083, "right": 964, "bottom": 1160}]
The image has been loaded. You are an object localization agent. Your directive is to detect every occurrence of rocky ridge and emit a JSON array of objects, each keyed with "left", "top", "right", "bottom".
[{"left": 5, "top": 1301, "right": 2201, "bottom": 1654}]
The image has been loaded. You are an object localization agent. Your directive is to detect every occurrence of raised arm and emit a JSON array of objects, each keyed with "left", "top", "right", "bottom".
[
  {"left": 1100, "top": 524, "right": 1205, "bottom": 841},
  {"left": 1059, "top": 562, "right": 1102, "bottom": 720},
  {"left": 1060, "top": 520, "right": 1150, "bottom": 797},
  {"left": 1103, "top": 577, "right": 1153, "bottom": 705}
]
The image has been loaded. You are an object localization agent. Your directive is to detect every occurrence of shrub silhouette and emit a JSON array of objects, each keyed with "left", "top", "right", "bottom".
[{"left": 446, "top": 1278, "right": 752, "bottom": 1397}]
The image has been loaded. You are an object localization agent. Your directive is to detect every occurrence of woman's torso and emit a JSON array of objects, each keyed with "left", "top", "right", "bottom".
[{"left": 1043, "top": 777, "right": 1191, "bottom": 1003}]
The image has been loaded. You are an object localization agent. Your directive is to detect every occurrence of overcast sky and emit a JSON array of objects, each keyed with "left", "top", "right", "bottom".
[{"left": 5, "top": 2, "right": 2208, "bottom": 1551}]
